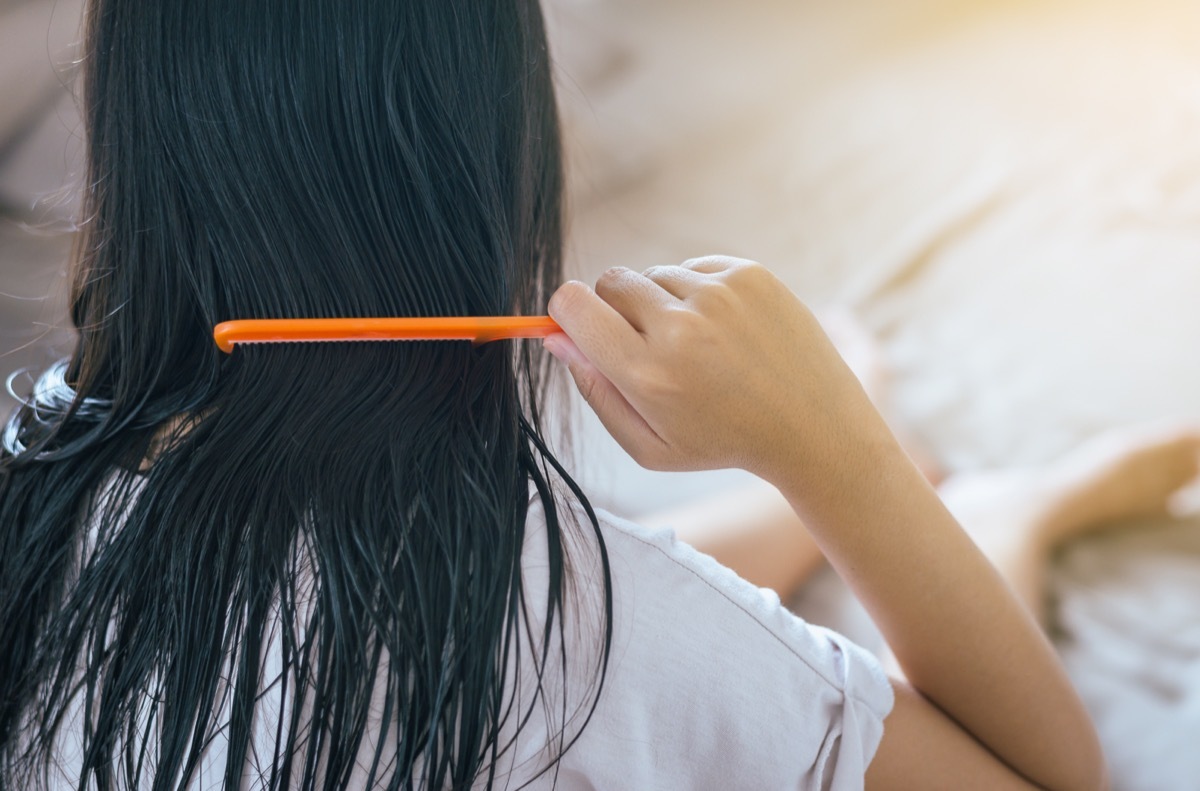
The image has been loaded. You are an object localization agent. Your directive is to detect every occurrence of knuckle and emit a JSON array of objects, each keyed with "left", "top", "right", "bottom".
[
  {"left": 681, "top": 255, "right": 719, "bottom": 271},
  {"left": 695, "top": 279, "right": 737, "bottom": 310},
  {"left": 723, "top": 259, "right": 757, "bottom": 280},
  {"left": 633, "top": 363, "right": 677, "bottom": 401},
  {"left": 725, "top": 255, "right": 763, "bottom": 269},
  {"left": 596, "top": 265, "right": 628, "bottom": 289},
  {"left": 661, "top": 308, "right": 702, "bottom": 347},
  {"left": 723, "top": 260, "right": 774, "bottom": 292},
  {"left": 625, "top": 361, "right": 656, "bottom": 393},
  {"left": 661, "top": 320, "right": 688, "bottom": 349},
  {"left": 594, "top": 266, "right": 632, "bottom": 301},
  {"left": 575, "top": 370, "right": 600, "bottom": 406}
]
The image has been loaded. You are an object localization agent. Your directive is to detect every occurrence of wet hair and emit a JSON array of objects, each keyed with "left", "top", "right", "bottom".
[{"left": 0, "top": 0, "right": 612, "bottom": 788}]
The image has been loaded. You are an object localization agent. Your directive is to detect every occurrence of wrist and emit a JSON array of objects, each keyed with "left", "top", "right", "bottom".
[{"left": 755, "top": 403, "right": 907, "bottom": 510}]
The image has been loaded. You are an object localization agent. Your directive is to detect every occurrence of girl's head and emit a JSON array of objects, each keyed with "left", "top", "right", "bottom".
[
  {"left": 1, "top": 1, "right": 610, "bottom": 788},
  {"left": 71, "top": 0, "right": 563, "bottom": 433}
]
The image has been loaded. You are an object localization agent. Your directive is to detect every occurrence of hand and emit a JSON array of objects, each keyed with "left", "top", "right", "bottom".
[{"left": 544, "top": 256, "right": 884, "bottom": 482}]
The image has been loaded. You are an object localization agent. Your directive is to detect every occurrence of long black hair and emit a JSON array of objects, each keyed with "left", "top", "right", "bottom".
[{"left": 0, "top": 0, "right": 612, "bottom": 788}]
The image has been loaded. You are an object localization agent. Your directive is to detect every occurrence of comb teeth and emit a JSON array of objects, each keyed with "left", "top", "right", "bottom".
[
  {"left": 213, "top": 317, "right": 561, "bottom": 354},
  {"left": 233, "top": 338, "right": 468, "bottom": 344}
]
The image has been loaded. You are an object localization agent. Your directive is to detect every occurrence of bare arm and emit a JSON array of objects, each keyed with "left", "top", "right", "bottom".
[
  {"left": 868, "top": 681, "right": 1040, "bottom": 791},
  {"left": 545, "top": 257, "right": 1107, "bottom": 790},
  {"left": 773, "top": 418, "right": 1100, "bottom": 790}
]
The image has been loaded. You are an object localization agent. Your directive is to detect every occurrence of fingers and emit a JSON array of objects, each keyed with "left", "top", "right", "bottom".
[
  {"left": 547, "top": 258, "right": 759, "bottom": 377},
  {"left": 545, "top": 254, "right": 797, "bottom": 475},
  {"left": 640, "top": 265, "right": 710, "bottom": 300},
  {"left": 644, "top": 256, "right": 762, "bottom": 300},
  {"left": 627, "top": 256, "right": 761, "bottom": 302},
  {"left": 543, "top": 333, "right": 670, "bottom": 466},
  {"left": 547, "top": 278, "right": 644, "bottom": 375},
  {"left": 591, "top": 266, "right": 677, "bottom": 333}
]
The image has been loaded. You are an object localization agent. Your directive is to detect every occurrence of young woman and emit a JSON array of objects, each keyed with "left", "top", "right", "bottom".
[{"left": 0, "top": 0, "right": 1114, "bottom": 788}]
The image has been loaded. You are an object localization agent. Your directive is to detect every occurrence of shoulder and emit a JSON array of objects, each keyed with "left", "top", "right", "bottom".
[
  {"left": 522, "top": 491, "right": 894, "bottom": 790},
  {"left": 591, "top": 504, "right": 893, "bottom": 719}
]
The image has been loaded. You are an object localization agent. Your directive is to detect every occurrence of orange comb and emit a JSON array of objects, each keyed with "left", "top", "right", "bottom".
[{"left": 213, "top": 317, "right": 561, "bottom": 353}]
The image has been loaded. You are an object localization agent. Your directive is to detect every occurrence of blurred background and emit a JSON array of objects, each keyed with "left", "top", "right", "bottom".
[
  {"left": 4, "top": 0, "right": 1200, "bottom": 787},
  {"left": 0, "top": 0, "right": 82, "bottom": 417}
]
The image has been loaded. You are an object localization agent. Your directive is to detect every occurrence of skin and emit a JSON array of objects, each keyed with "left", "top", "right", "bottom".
[
  {"left": 544, "top": 256, "right": 1108, "bottom": 791},
  {"left": 634, "top": 401, "right": 1200, "bottom": 631}
]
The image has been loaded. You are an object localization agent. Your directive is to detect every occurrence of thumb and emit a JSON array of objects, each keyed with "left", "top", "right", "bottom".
[{"left": 543, "top": 333, "right": 670, "bottom": 468}]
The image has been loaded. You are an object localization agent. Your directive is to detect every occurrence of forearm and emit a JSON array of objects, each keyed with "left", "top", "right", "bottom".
[{"left": 769, "top": 414, "right": 1105, "bottom": 791}]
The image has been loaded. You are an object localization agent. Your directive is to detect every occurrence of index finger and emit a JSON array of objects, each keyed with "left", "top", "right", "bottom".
[{"left": 547, "top": 279, "right": 646, "bottom": 376}]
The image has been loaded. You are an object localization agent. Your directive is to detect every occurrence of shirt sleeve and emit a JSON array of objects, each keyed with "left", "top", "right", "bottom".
[{"left": 545, "top": 507, "right": 895, "bottom": 791}]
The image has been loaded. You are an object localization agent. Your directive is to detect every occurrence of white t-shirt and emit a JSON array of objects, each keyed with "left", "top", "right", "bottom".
[
  {"left": 51, "top": 484, "right": 893, "bottom": 789},
  {"left": 482, "top": 492, "right": 895, "bottom": 790}
]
